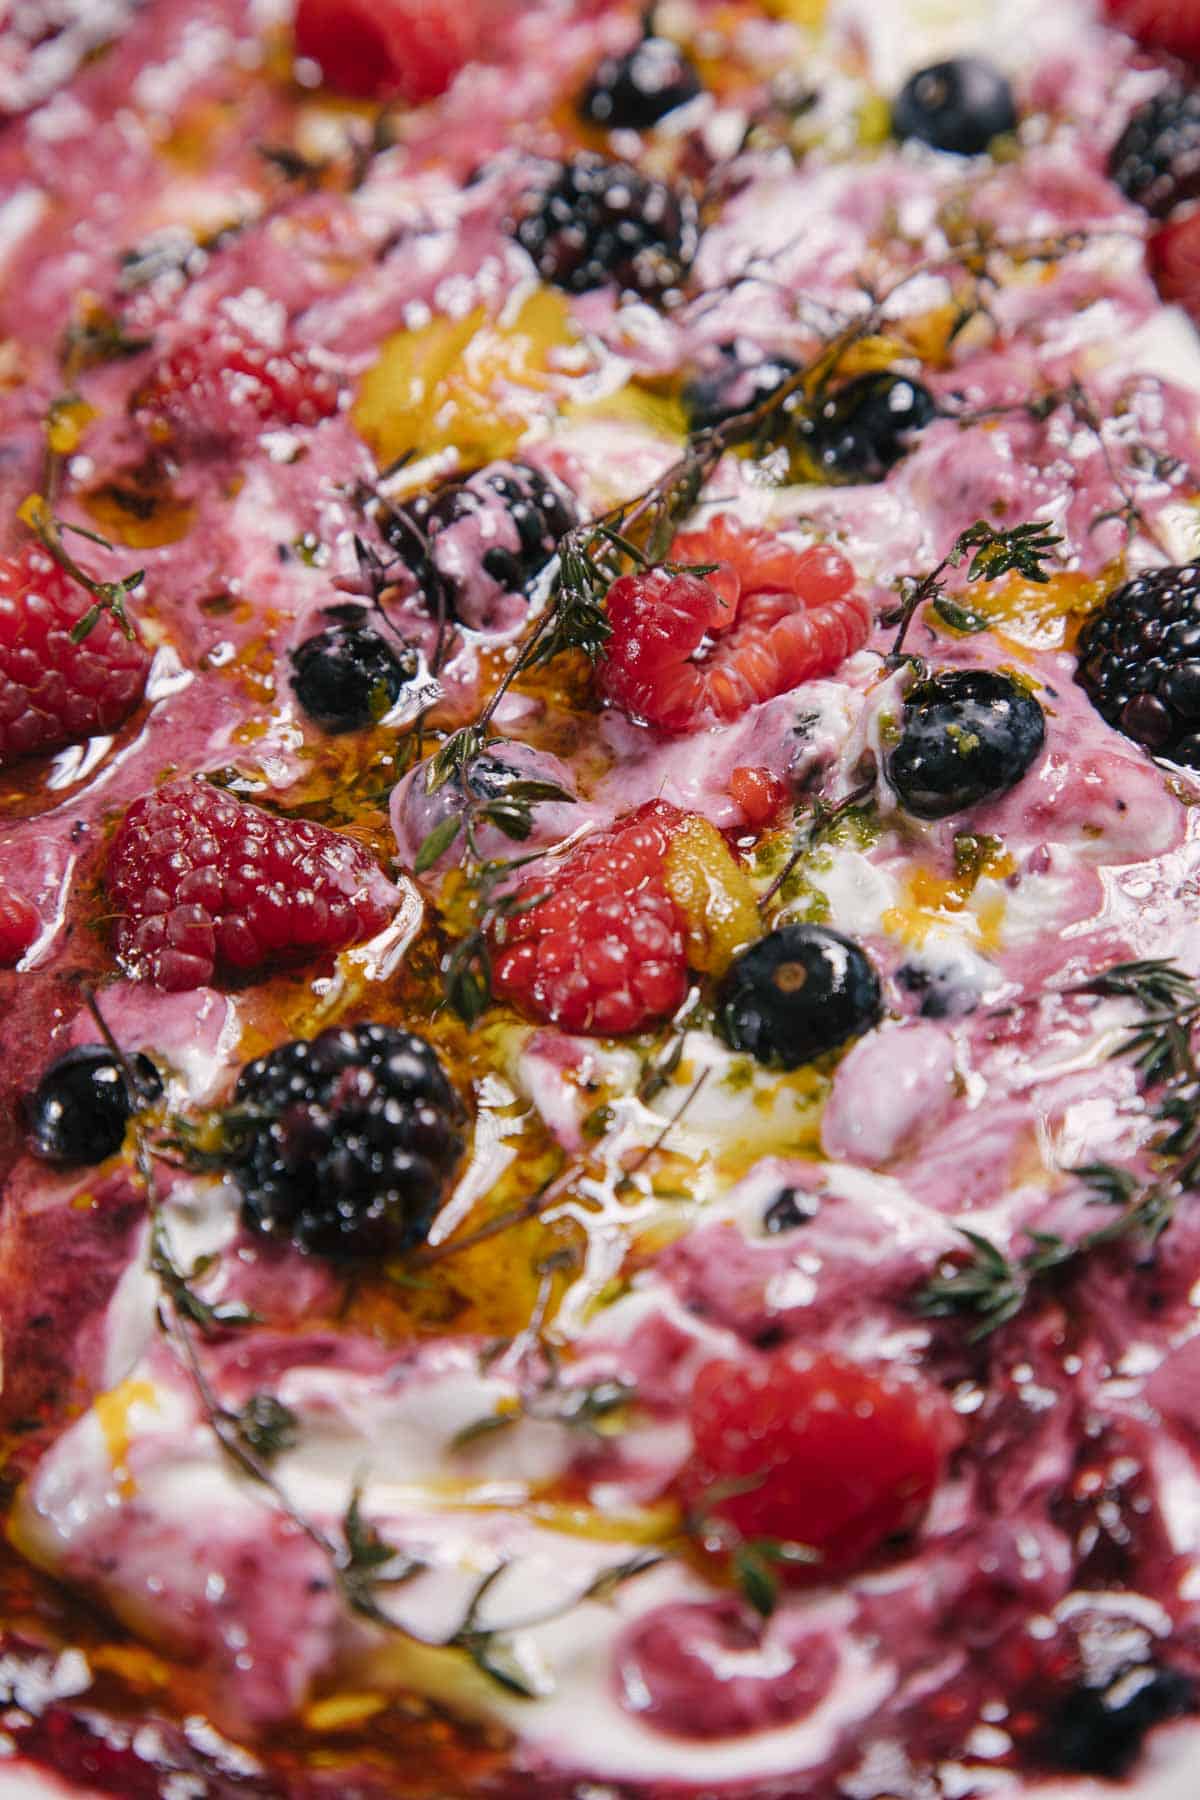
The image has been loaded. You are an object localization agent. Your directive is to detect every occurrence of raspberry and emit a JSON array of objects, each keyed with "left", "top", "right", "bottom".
[
  {"left": 0, "top": 544, "right": 150, "bottom": 767},
  {"left": 599, "top": 516, "right": 871, "bottom": 733},
  {"left": 294, "top": 0, "right": 480, "bottom": 103},
  {"left": 1076, "top": 563, "right": 1200, "bottom": 761},
  {"left": 729, "top": 765, "right": 789, "bottom": 827},
  {"left": 230, "top": 1025, "right": 464, "bottom": 1258},
  {"left": 490, "top": 800, "right": 689, "bottom": 1034},
  {"left": 0, "top": 884, "right": 39, "bottom": 965},
  {"left": 1149, "top": 205, "right": 1200, "bottom": 319},
  {"left": 685, "top": 1347, "right": 951, "bottom": 1577},
  {"left": 1104, "top": 0, "right": 1200, "bottom": 63},
  {"left": 105, "top": 779, "right": 397, "bottom": 991},
  {"left": 1109, "top": 87, "right": 1200, "bottom": 218},
  {"left": 133, "top": 325, "right": 341, "bottom": 451},
  {"left": 511, "top": 155, "right": 698, "bottom": 300}
]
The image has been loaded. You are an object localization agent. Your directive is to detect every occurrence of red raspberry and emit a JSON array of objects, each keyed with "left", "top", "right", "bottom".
[
  {"left": 729, "top": 764, "right": 789, "bottom": 828},
  {"left": 0, "top": 544, "right": 150, "bottom": 768},
  {"left": 685, "top": 1347, "right": 952, "bottom": 1578},
  {"left": 600, "top": 515, "right": 871, "bottom": 734},
  {"left": 1150, "top": 209, "right": 1200, "bottom": 321},
  {"left": 105, "top": 779, "right": 397, "bottom": 991},
  {"left": 490, "top": 800, "right": 689, "bottom": 1034},
  {"left": 1104, "top": 0, "right": 1200, "bottom": 62},
  {"left": 134, "top": 326, "right": 341, "bottom": 451},
  {"left": 294, "top": 0, "right": 481, "bottom": 103},
  {"left": 0, "top": 884, "right": 39, "bottom": 965}
]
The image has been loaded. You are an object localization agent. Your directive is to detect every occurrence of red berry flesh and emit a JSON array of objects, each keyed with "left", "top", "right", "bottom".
[
  {"left": 729, "top": 764, "right": 790, "bottom": 827},
  {"left": 0, "top": 885, "right": 39, "bottom": 964},
  {"left": 686, "top": 1346, "right": 951, "bottom": 1578},
  {"left": 105, "top": 779, "right": 397, "bottom": 991},
  {"left": 600, "top": 515, "right": 871, "bottom": 733},
  {"left": 294, "top": 0, "right": 479, "bottom": 104},
  {"left": 1150, "top": 208, "right": 1200, "bottom": 323},
  {"left": 1105, "top": 0, "right": 1200, "bottom": 62},
  {"left": 134, "top": 326, "right": 341, "bottom": 451},
  {"left": 0, "top": 544, "right": 150, "bottom": 768},
  {"left": 490, "top": 800, "right": 689, "bottom": 1034}
]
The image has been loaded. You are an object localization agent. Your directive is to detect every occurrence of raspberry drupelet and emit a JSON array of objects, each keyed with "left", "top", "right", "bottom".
[
  {"left": 106, "top": 779, "right": 397, "bottom": 991},
  {"left": 133, "top": 325, "right": 341, "bottom": 451},
  {"left": 599, "top": 515, "right": 871, "bottom": 733},
  {"left": 490, "top": 800, "right": 689, "bottom": 1035}
]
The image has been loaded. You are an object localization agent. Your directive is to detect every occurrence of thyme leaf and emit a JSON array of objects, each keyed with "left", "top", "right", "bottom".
[{"left": 889, "top": 516, "right": 1063, "bottom": 656}]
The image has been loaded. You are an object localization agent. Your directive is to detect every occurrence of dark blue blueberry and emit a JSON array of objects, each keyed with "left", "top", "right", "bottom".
[
  {"left": 28, "top": 1045, "right": 161, "bottom": 1166},
  {"left": 291, "top": 605, "right": 416, "bottom": 734},
  {"left": 683, "top": 344, "right": 799, "bottom": 433},
  {"left": 800, "top": 371, "right": 938, "bottom": 484},
  {"left": 893, "top": 57, "right": 1017, "bottom": 157},
  {"left": 1040, "top": 1665, "right": 1195, "bottom": 1777},
  {"left": 579, "top": 35, "right": 701, "bottom": 130},
  {"left": 888, "top": 669, "right": 1046, "bottom": 819},
  {"left": 717, "top": 924, "right": 882, "bottom": 1070}
]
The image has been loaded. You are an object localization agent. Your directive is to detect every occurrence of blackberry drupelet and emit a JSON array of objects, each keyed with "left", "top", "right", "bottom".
[
  {"left": 716, "top": 924, "right": 881, "bottom": 1070},
  {"left": 510, "top": 154, "right": 697, "bottom": 299},
  {"left": 893, "top": 57, "right": 1017, "bottom": 156},
  {"left": 579, "top": 35, "right": 701, "bottom": 130},
  {"left": 797, "top": 371, "right": 938, "bottom": 483},
  {"left": 1076, "top": 564, "right": 1200, "bottom": 762},
  {"left": 888, "top": 669, "right": 1046, "bottom": 818},
  {"left": 291, "top": 605, "right": 417, "bottom": 733},
  {"left": 28, "top": 1045, "right": 162, "bottom": 1166},
  {"left": 1109, "top": 86, "right": 1200, "bottom": 218},
  {"left": 230, "top": 1025, "right": 465, "bottom": 1259}
]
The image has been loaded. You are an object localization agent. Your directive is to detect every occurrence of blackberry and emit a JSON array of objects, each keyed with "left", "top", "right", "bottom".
[
  {"left": 716, "top": 924, "right": 881, "bottom": 1070},
  {"left": 683, "top": 343, "right": 799, "bottom": 433},
  {"left": 579, "top": 35, "right": 701, "bottom": 131},
  {"left": 402, "top": 460, "right": 579, "bottom": 633},
  {"left": 1039, "top": 1664, "right": 1195, "bottom": 1777},
  {"left": 888, "top": 669, "right": 1046, "bottom": 819},
  {"left": 291, "top": 605, "right": 417, "bottom": 733},
  {"left": 230, "top": 1025, "right": 465, "bottom": 1260},
  {"left": 1109, "top": 86, "right": 1200, "bottom": 219},
  {"left": 510, "top": 154, "right": 697, "bottom": 299},
  {"left": 28, "top": 1045, "right": 161, "bottom": 1166},
  {"left": 892, "top": 57, "right": 1017, "bottom": 157},
  {"left": 1076, "top": 564, "right": 1200, "bottom": 763},
  {"left": 797, "top": 371, "right": 938, "bottom": 484}
]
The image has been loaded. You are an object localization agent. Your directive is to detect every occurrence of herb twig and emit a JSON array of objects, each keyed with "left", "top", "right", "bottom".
[
  {"left": 888, "top": 517, "right": 1063, "bottom": 658},
  {"left": 19, "top": 494, "right": 144, "bottom": 642}
]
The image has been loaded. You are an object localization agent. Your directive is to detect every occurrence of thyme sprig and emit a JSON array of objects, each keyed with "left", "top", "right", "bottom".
[
  {"left": 19, "top": 494, "right": 144, "bottom": 642},
  {"left": 887, "top": 517, "right": 1063, "bottom": 658}
]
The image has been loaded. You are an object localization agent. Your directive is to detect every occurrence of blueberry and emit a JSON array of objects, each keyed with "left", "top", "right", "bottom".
[
  {"left": 291, "top": 605, "right": 417, "bottom": 733},
  {"left": 798, "top": 371, "right": 938, "bottom": 484},
  {"left": 893, "top": 57, "right": 1017, "bottom": 157},
  {"left": 27, "top": 1045, "right": 161, "bottom": 1166},
  {"left": 888, "top": 669, "right": 1046, "bottom": 820},
  {"left": 717, "top": 924, "right": 882, "bottom": 1070},
  {"left": 1040, "top": 1665, "right": 1195, "bottom": 1777},
  {"left": 683, "top": 344, "right": 799, "bottom": 433},
  {"left": 579, "top": 35, "right": 701, "bottom": 131}
]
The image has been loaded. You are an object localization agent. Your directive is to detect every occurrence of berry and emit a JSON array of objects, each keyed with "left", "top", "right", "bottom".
[
  {"left": 683, "top": 344, "right": 798, "bottom": 433},
  {"left": 510, "top": 155, "right": 697, "bottom": 300},
  {"left": 1149, "top": 205, "right": 1200, "bottom": 319},
  {"left": 888, "top": 668, "right": 1046, "bottom": 818},
  {"left": 1104, "top": 0, "right": 1200, "bottom": 64},
  {"left": 729, "top": 764, "right": 790, "bottom": 828},
  {"left": 579, "top": 35, "right": 701, "bottom": 131},
  {"left": 716, "top": 923, "right": 881, "bottom": 1070},
  {"left": 1109, "top": 86, "right": 1200, "bottom": 218},
  {"left": 0, "top": 884, "right": 39, "bottom": 964},
  {"left": 291, "top": 605, "right": 417, "bottom": 734},
  {"left": 795, "top": 371, "right": 938, "bottom": 485},
  {"left": 490, "top": 800, "right": 689, "bottom": 1034},
  {"left": 230, "top": 1025, "right": 464, "bottom": 1258},
  {"left": 134, "top": 325, "right": 340, "bottom": 451},
  {"left": 27, "top": 1044, "right": 162, "bottom": 1166},
  {"left": 600, "top": 515, "right": 871, "bottom": 734},
  {"left": 105, "top": 779, "right": 396, "bottom": 992},
  {"left": 0, "top": 544, "right": 149, "bottom": 767},
  {"left": 1077, "top": 565, "right": 1200, "bottom": 760},
  {"left": 403, "top": 461, "right": 579, "bottom": 633},
  {"left": 294, "top": 0, "right": 479, "bottom": 103},
  {"left": 1039, "top": 1664, "right": 1195, "bottom": 1776},
  {"left": 685, "top": 1347, "right": 949, "bottom": 1576},
  {"left": 892, "top": 57, "right": 1017, "bottom": 156}
]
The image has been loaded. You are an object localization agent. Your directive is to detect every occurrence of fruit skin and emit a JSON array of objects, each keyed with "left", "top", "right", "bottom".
[
  {"left": 0, "top": 886, "right": 39, "bottom": 965},
  {"left": 1108, "top": 86, "right": 1200, "bottom": 218},
  {"left": 294, "top": 0, "right": 478, "bottom": 103},
  {"left": 797, "top": 371, "right": 938, "bottom": 485},
  {"left": 579, "top": 35, "right": 701, "bottom": 131},
  {"left": 1077, "top": 564, "right": 1200, "bottom": 763},
  {"left": 27, "top": 1045, "right": 162, "bottom": 1166},
  {"left": 133, "top": 326, "right": 340, "bottom": 450},
  {"left": 600, "top": 515, "right": 871, "bottom": 734},
  {"left": 716, "top": 922, "right": 881, "bottom": 1070},
  {"left": 729, "top": 765, "right": 790, "bottom": 829},
  {"left": 291, "top": 605, "right": 417, "bottom": 734},
  {"left": 892, "top": 57, "right": 1017, "bottom": 156},
  {"left": 105, "top": 779, "right": 396, "bottom": 992},
  {"left": 686, "top": 1346, "right": 950, "bottom": 1577},
  {"left": 490, "top": 800, "right": 689, "bottom": 1035},
  {"left": 683, "top": 344, "right": 798, "bottom": 433},
  {"left": 1104, "top": 0, "right": 1200, "bottom": 64},
  {"left": 1039, "top": 1664, "right": 1195, "bottom": 1777},
  {"left": 888, "top": 669, "right": 1046, "bottom": 818},
  {"left": 0, "top": 543, "right": 150, "bottom": 768},
  {"left": 511, "top": 154, "right": 698, "bottom": 300},
  {"left": 1149, "top": 206, "right": 1200, "bottom": 320},
  {"left": 229, "top": 1024, "right": 464, "bottom": 1259}
]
